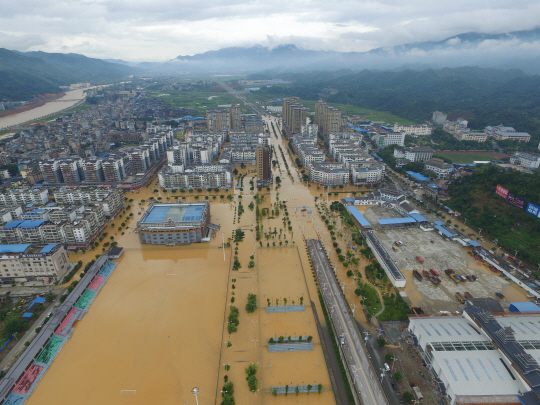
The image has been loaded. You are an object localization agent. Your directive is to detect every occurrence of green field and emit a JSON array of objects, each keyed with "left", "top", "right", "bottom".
[
  {"left": 146, "top": 90, "right": 247, "bottom": 115},
  {"left": 434, "top": 152, "right": 501, "bottom": 163}
]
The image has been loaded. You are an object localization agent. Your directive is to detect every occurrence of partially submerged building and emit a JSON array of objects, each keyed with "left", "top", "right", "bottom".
[{"left": 136, "top": 202, "right": 216, "bottom": 245}]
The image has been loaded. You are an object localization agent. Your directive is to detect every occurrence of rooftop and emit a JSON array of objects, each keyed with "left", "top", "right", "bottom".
[
  {"left": 140, "top": 203, "right": 207, "bottom": 224},
  {"left": 346, "top": 206, "right": 371, "bottom": 227},
  {"left": 377, "top": 217, "right": 416, "bottom": 225}
]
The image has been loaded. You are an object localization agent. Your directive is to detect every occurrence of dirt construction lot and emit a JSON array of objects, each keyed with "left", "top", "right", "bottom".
[{"left": 373, "top": 226, "right": 528, "bottom": 313}]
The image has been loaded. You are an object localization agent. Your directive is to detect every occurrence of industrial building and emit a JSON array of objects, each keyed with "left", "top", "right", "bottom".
[
  {"left": 137, "top": 202, "right": 214, "bottom": 245},
  {"left": 0, "top": 243, "right": 70, "bottom": 283},
  {"left": 409, "top": 308, "right": 540, "bottom": 405}
]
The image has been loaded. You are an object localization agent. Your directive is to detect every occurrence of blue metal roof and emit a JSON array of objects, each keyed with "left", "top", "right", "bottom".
[
  {"left": 377, "top": 217, "right": 416, "bottom": 225},
  {"left": 40, "top": 244, "right": 57, "bottom": 254},
  {"left": 4, "top": 220, "right": 24, "bottom": 228},
  {"left": 344, "top": 198, "right": 355, "bottom": 202},
  {"left": 0, "top": 244, "right": 31, "bottom": 253},
  {"left": 347, "top": 206, "right": 371, "bottom": 227},
  {"left": 18, "top": 219, "right": 47, "bottom": 228},
  {"left": 467, "top": 240, "right": 482, "bottom": 247},
  {"left": 406, "top": 171, "right": 430, "bottom": 182},
  {"left": 434, "top": 224, "right": 454, "bottom": 238},
  {"left": 408, "top": 213, "right": 428, "bottom": 222},
  {"left": 509, "top": 302, "right": 540, "bottom": 313}
]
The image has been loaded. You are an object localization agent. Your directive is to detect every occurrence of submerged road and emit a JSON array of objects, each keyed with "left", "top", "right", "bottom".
[{"left": 307, "top": 239, "right": 389, "bottom": 405}]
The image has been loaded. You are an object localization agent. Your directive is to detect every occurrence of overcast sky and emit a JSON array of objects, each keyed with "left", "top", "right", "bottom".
[{"left": 2, "top": 0, "right": 539, "bottom": 61}]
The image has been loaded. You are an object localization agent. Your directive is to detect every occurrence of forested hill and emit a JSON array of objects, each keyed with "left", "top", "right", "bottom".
[
  {"left": 446, "top": 166, "right": 540, "bottom": 265},
  {"left": 254, "top": 67, "right": 540, "bottom": 143},
  {"left": 0, "top": 49, "right": 136, "bottom": 100}
]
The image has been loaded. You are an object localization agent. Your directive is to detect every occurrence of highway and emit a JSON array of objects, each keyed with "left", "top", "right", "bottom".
[
  {"left": 307, "top": 239, "right": 389, "bottom": 405},
  {"left": 215, "top": 80, "right": 268, "bottom": 116}
]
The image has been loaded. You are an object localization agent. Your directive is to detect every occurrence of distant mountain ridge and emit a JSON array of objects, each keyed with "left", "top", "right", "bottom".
[
  {"left": 158, "top": 27, "right": 540, "bottom": 74},
  {"left": 0, "top": 49, "right": 136, "bottom": 101}
]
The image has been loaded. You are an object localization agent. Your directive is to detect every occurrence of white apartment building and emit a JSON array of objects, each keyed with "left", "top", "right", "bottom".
[
  {"left": 158, "top": 164, "right": 233, "bottom": 189},
  {"left": 301, "top": 124, "right": 319, "bottom": 137},
  {"left": 0, "top": 243, "right": 70, "bottom": 282},
  {"left": 0, "top": 188, "right": 50, "bottom": 207},
  {"left": 373, "top": 132, "right": 405, "bottom": 148},
  {"left": 510, "top": 152, "right": 540, "bottom": 169},
  {"left": 425, "top": 159, "right": 453, "bottom": 179},
  {"left": 53, "top": 187, "right": 124, "bottom": 218},
  {"left": 392, "top": 124, "right": 432, "bottom": 136},
  {"left": 394, "top": 146, "right": 434, "bottom": 162},
  {"left": 350, "top": 161, "right": 385, "bottom": 184},
  {"left": 309, "top": 163, "right": 349, "bottom": 185}
]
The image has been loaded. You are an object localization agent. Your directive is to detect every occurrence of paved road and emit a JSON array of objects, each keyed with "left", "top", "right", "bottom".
[
  {"left": 215, "top": 81, "right": 267, "bottom": 116},
  {"left": 307, "top": 239, "right": 389, "bottom": 405}
]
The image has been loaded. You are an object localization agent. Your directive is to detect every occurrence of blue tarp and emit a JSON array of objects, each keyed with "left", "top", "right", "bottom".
[
  {"left": 346, "top": 206, "right": 371, "bottom": 227},
  {"left": 377, "top": 217, "right": 416, "bottom": 225},
  {"left": 509, "top": 302, "right": 540, "bottom": 313}
]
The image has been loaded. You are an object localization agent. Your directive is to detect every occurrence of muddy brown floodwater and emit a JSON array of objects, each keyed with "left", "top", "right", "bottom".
[{"left": 26, "top": 119, "right": 341, "bottom": 405}]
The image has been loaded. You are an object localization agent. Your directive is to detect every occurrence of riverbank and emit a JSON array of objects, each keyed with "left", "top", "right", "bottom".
[{"left": 0, "top": 89, "right": 89, "bottom": 130}]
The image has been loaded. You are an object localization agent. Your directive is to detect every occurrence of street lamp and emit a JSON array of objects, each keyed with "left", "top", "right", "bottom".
[{"left": 191, "top": 387, "right": 199, "bottom": 405}]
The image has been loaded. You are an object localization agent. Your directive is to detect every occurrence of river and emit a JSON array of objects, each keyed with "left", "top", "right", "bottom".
[{"left": 0, "top": 88, "right": 89, "bottom": 130}]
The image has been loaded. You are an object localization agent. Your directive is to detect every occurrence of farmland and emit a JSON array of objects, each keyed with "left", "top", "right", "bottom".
[
  {"left": 145, "top": 89, "right": 246, "bottom": 115},
  {"left": 434, "top": 151, "right": 509, "bottom": 163}
]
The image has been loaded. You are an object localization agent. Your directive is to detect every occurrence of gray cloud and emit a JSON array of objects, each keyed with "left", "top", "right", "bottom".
[{"left": 0, "top": 0, "right": 539, "bottom": 61}]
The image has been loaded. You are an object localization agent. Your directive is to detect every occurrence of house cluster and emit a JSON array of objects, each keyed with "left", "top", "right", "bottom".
[
  {"left": 158, "top": 120, "right": 272, "bottom": 190},
  {"left": 0, "top": 186, "right": 123, "bottom": 251},
  {"left": 158, "top": 132, "right": 233, "bottom": 189},
  {"left": 1, "top": 84, "right": 205, "bottom": 190},
  {"left": 443, "top": 119, "right": 531, "bottom": 143},
  {"left": 290, "top": 126, "right": 385, "bottom": 185},
  {"left": 36, "top": 126, "right": 173, "bottom": 189}
]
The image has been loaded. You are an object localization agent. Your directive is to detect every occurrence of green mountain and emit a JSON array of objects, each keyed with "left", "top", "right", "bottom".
[{"left": 0, "top": 49, "right": 136, "bottom": 101}]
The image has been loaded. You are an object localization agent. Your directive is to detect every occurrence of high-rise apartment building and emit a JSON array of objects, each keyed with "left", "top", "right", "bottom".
[
  {"left": 282, "top": 97, "right": 307, "bottom": 133},
  {"left": 206, "top": 105, "right": 241, "bottom": 132},
  {"left": 315, "top": 101, "right": 341, "bottom": 136},
  {"left": 256, "top": 148, "right": 272, "bottom": 183}
]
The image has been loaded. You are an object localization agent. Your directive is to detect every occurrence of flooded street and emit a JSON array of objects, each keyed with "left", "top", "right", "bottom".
[
  {"left": 0, "top": 88, "right": 88, "bottom": 129},
  {"left": 23, "top": 115, "right": 532, "bottom": 405},
  {"left": 26, "top": 119, "right": 340, "bottom": 405}
]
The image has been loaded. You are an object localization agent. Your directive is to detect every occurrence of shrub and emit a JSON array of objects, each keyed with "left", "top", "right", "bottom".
[{"left": 245, "top": 293, "right": 257, "bottom": 313}]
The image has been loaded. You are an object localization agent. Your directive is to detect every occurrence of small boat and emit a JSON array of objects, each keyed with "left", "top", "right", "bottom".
[
  {"left": 495, "top": 292, "right": 505, "bottom": 300},
  {"left": 416, "top": 255, "right": 424, "bottom": 264},
  {"left": 430, "top": 269, "right": 439, "bottom": 277},
  {"left": 423, "top": 270, "right": 431, "bottom": 278},
  {"left": 413, "top": 270, "right": 423, "bottom": 281}
]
